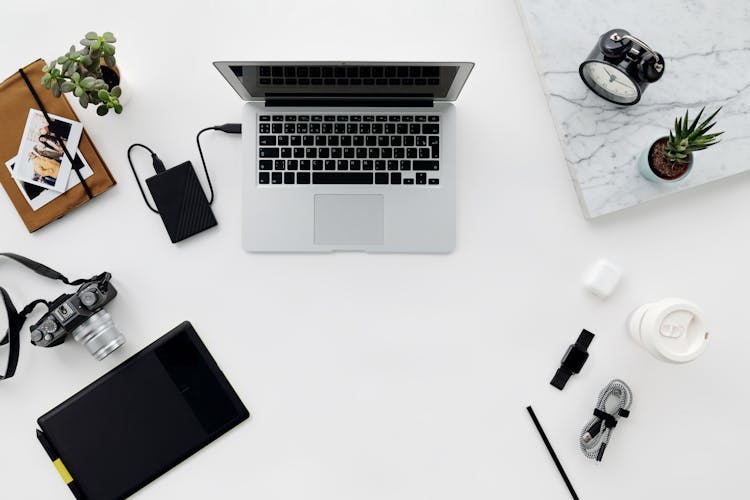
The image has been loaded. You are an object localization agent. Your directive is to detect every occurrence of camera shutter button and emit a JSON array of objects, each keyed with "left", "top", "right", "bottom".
[
  {"left": 43, "top": 333, "right": 53, "bottom": 342},
  {"left": 81, "top": 291, "right": 97, "bottom": 307}
]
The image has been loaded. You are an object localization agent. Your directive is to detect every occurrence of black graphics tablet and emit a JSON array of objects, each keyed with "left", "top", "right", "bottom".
[{"left": 37, "top": 321, "right": 249, "bottom": 500}]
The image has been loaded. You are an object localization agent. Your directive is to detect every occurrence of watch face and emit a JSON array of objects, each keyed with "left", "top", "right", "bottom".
[
  {"left": 581, "top": 61, "right": 639, "bottom": 104},
  {"left": 561, "top": 346, "right": 589, "bottom": 373}
]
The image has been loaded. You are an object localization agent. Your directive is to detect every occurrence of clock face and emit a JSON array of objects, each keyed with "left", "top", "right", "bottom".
[{"left": 581, "top": 62, "right": 639, "bottom": 103}]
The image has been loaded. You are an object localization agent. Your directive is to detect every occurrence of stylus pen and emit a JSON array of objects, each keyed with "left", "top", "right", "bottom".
[{"left": 526, "top": 405, "right": 579, "bottom": 500}]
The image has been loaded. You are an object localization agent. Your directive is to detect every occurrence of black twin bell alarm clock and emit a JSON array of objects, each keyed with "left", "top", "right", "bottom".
[{"left": 579, "top": 29, "right": 664, "bottom": 105}]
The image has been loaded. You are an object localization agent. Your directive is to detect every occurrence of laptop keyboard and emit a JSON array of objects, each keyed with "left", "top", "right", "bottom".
[{"left": 257, "top": 114, "right": 440, "bottom": 186}]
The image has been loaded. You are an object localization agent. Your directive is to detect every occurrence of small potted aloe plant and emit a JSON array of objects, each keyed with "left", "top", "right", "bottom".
[
  {"left": 41, "top": 31, "right": 124, "bottom": 116},
  {"left": 638, "top": 107, "right": 723, "bottom": 183}
]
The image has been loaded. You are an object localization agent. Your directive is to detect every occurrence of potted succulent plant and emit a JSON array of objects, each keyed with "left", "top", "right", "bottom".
[
  {"left": 41, "top": 31, "right": 124, "bottom": 116},
  {"left": 638, "top": 107, "right": 723, "bottom": 183}
]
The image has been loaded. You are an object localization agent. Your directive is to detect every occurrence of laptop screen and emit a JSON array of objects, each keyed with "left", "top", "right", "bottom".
[{"left": 215, "top": 62, "right": 474, "bottom": 101}]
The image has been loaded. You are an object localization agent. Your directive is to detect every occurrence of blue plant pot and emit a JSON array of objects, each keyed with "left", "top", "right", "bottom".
[{"left": 638, "top": 137, "right": 694, "bottom": 183}]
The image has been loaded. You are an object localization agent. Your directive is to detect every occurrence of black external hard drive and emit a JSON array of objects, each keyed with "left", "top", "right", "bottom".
[
  {"left": 36, "top": 321, "right": 249, "bottom": 500},
  {"left": 145, "top": 161, "right": 218, "bottom": 243}
]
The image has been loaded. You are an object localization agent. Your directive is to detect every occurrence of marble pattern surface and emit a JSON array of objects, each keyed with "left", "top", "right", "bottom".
[{"left": 517, "top": 0, "right": 750, "bottom": 218}]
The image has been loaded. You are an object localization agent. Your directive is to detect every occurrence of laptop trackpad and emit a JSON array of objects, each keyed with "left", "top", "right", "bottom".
[{"left": 314, "top": 194, "right": 384, "bottom": 246}]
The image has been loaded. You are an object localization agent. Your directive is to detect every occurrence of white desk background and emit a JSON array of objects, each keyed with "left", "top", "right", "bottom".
[{"left": 0, "top": 1, "right": 747, "bottom": 499}]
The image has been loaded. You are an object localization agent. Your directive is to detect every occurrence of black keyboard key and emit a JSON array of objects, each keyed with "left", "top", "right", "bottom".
[
  {"left": 388, "top": 115, "right": 401, "bottom": 122},
  {"left": 366, "top": 136, "right": 376, "bottom": 146},
  {"left": 416, "top": 136, "right": 427, "bottom": 147},
  {"left": 284, "top": 172, "right": 295, "bottom": 184},
  {"left": 297, "top": 172, "right": 310, "bottom": 184},
  {"left": 406, "top": 148, "right": 418, "bottom": 159},
  {"left": 324, "top": 115, "right": 336, "bottom": 122},
  {"left": 353, "top": 136, "right": 364, "bottom": 146},
  {"left": 300, "top": 160, "right": 311, "bottom": 170},
  {"left": 272, "top": 115, "right": 284, "bottom": 122},
  {"left": 324, "top": 160, "right": 336, "bottom": 170},
  {"left": 281, "top": 148, "right": 292, "bottom": 158},
  {"left": 259, "top": 160, "right": 273, "bottom": 170},
  {"left": 359, "top": 123, "right": 370, "bottom": 134},
  {"left": 343, "top": 148, "right": 355, "bottom": 158},
  {"left": 350, "top": 160, "right": 361, "bottom": 170},
  {"left": 259, "top": 172, "right": 270, "bottom": 184},
  {"left": 259, "top": 115, "right": 271, "bottom": 121},
  {"left": 423, "top": 124, "right": 439, "bottom": 134},
  {"left": 310, "top": 123, "right": 321, "bottom": 133},
  {"left": 346, "top": 124, "right": 357, "bottom": 134},
  {"left": 272, "top": 123, "right": 282, "bottom": 133},
  {"left": 428, "top": 115, "right": 439, "bottom": 122},
  {"left": 368, "top": 148, "right": 380, "bottom": 159},
  {"left": 354, "top": 147, "right": 366, "bottom": 158},
  {"left": 416, "top": 172, "right": 426, "bottom": 184},
  {"left": 290, "top": 136, "right": 301, "bottom": 146},
  {"left": 303, "top": 135, "right": 314, "bottom": 146},
  {"left": 363, "top": 115, "right": 375, "bottom": 122},
  {"left": 400, "top": 160, "right": 411, "bottom": 171},
  {"left": 409, "top": 124, "right": 420, "bottom": 134},
  {"left": 336, "top": 115, "right": 348, "bottom": 121},
  {"left": 350, "top": 115, "right": 361, "bottom": 122},
  {"left": 337, "top": 160, "right": 348, "bottom": 170},
  {"left": 297, "top": 123, "right": 308, "bottom": 134},
  {"left": 299, "top": 115, "right": 310, "bottom": 122},
  {"left": 375, "top": 172, "right": 389, "bottom": 184},
  {"left": 287, "top": 160, "right": 298, "bottom": 170},
  {"left": 419, "top": 148, "right": 430, "bottom": 159},
  {"left": 397, "top": 124, "right": 407, "bottom": 134},
  {"left": 404, "top": 137, "right": 415, "bottom": 147},
  {"left": 390, "top": 136, "right": 402, "bottom": 146},
  {"left": 334, "top": 123, "right": 346, "bottom": 134},
  {"left": 259, "top": 123, "right": 271, "bottom": 133},
  {"left": 305, "top": 147, "right": 317, "bottom": 158},
  {"left": 322, "top": 123, "right": 333, "bottom": 134},
  {"left": 284, "top": 123, "right": 296, "bottom": 133},
  {"left": 274, "top": 160, "right": 285, "bottom": 170},
  {"left": 259, "top": 148, "right": 279, "bottom": 158},
  {"left": 375, "top": 160, "right": 386, "bottom": 170},
  {"left": 284, "top": 115, "right": 296, "bottom": 122},
  {"left": 278, "top": 136, "right": 290, "bottom": 146},
  {"left": 372, "top": 124, "right": 383, "bottom": 134},
  {"left": 413, "top": 160, "right": 439, "bottom": 171},
  {"left": 313, "top": 172, "right": 373, "bottom": 184},
  {"left": 393, "top": 148, "right": 405, "bottom": 159},
  {"left": 311, "top": 115, "right": 323, "bottom": 122},
  {"left": 402, "top": 115, "right": 413, "bottom": 122},
  {"left": 319, "top": 148, "right": 330, "bottom": 158},
  {"left": 292, "top": 148, "right": 304, "bottom": 158},
  {"left": 315, "top": 135, "right": 326, "bottom": 146},
  {"left": 331, "top": 147, "right": 342, "bottom": 158},
  {"left": 416, "top": 115, "right": 426, "bottom": 122},
  {"left": 387, "top": 160, "right": 398, "bottom": 171},
  {"left": 272, "top": 172, "right": 282, "bottom": 184},
  {"left": 378, "top": 136, "right": 389, "bottom": 147},
  {"left": 313, "top": 160, "right": 323, "bottom": 170},
  {"left": 391, "top": 172, "right": 401, "bottom": 184},
  {"left": 341, "top": 136, "right": 352, "bottom": 146},
  {"left": 328, "top": 136, "right": 340, "bottom": 146},
  {"left": 429, "top": 178, "right": 439, "bottom": 185},
  {"left": 376, "top": 115, "right": 387, "bottom": 122},
  {"left": 363, "top": 160, "right": 374, "bottom": 170},
  {"left": 381, "top": 148, "right": 393, "bottom": 159},
  {"left": 385, "top": 124, "right": 395, "bottom": 134},
  {"left": 404, "top": 178, "right": 414, "bottom": 185}
]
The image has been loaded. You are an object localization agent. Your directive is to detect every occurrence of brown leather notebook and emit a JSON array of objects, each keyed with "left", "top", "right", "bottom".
[{"left": 0, "top": 59, "right": 116, "bottom": 232}]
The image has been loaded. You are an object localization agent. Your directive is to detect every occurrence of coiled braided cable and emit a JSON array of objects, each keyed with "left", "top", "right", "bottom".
[{"left": 579, "top": 379, "right": 633, "bottom": 461}]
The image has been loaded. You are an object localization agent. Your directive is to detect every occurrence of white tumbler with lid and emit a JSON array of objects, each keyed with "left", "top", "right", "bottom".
[{"left": 628, "top": 298, "right": 710, "bottom": 363}]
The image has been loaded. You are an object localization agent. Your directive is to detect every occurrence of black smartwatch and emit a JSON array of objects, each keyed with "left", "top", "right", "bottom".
[{"left": 550, "top": 329, "right": 595, "bottom": 390}]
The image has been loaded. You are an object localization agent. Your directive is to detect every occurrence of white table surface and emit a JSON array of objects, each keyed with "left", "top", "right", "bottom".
[{"left": 0, "top": 1, "right": 747, "bottom": 499}]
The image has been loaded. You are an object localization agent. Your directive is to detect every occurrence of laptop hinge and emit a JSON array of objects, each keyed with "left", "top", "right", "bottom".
[{"left": 264, "top": 97, "right": 434, "bottom": 108}]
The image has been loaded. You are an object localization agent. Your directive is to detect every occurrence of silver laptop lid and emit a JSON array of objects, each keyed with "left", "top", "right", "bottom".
[{"left": 213, "top": 61, "right": 474, "bottom": 102}]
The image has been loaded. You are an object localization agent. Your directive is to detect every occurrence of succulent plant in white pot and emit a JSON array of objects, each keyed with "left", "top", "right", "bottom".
[
  {"left": 638, "top": 107, "right": 723, "bottom": 183},
  {"left": 41, "top": 31, "right": 124, "bottom": 116}
]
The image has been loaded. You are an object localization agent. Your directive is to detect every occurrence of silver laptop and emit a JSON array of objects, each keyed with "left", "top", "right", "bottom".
[{"left": 213, "top": 62, "right": 474, "bottom": 253}]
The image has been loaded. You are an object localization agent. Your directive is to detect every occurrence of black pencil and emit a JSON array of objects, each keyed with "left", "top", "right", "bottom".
[{"left": 526, "top": 405, "right": 579, "bottom": 500}]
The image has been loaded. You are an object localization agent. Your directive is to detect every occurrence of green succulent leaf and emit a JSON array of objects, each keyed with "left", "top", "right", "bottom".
[
  {"left": 102, "top": 32, "right": 116, "bottom": 43},
  {"left": 74, "top": 86, "right": 84, "bottom": 97},
  {"left": 103, "top": 54, "right": 116, "bottom": 68},
  {"left": 79, "top": 93, "right": 89, "bottom": 107},
  {"left": 114, "top": 103, "right": 123, "bottom": 114},
  {"left": 97, "top": 89, "right": 110, "bottom": 100},
  {"left": 102, "top": 43, "right": 115, "bottom": 56},
  {"left": 51, "top": 80, "right": 61, "bottom": 97},
  {"left": 91, "top": 40, "right": 101, "bottom": 51},
  {"left": 60, "top": 81, "right": 75, "bottom": 93},
  {"left": 665, "top": 107, "right": 723, "bottom": 162},
  {"left": 96, "top": 104, "right": 109, "bottom": 116},
  {"left": 85, "top": 31, "right": 98, "bottom": 40},
  {"left": 111, "top": 86, "right": 122, "bottom": 98},
  {"left": 80, "top": 76, "right": 96, "bottom": 89}
]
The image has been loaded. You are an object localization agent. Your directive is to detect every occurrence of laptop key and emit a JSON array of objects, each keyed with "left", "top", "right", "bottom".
[
  {"left": 259, "top": 124, "right": 270, "bottom": 133},
  {"left": 416, "top": 115, "right": 426, "bottom": 122},
  {"left": 413, "top": 161, "right": 439, "bottom": 171},
  {"left": 429, "top": 178, "right": 439, "bottom": 185},
  {"left": 400, "top": 160, "right": 411, "bottom": 171},
  {"left": 297, "top": 172, "right": 311, "bottom": 184},
  {"left": 303, "top": 135, "right": 314, "bottom": 146},
  {"left": 259, "top": 172, "right": 270, "bottom": 184},
  {"left": 375, "top": 173, "right": 389, "bottom": 184},
  {"left": 281, "top": 148, "right": 292, "bottom": 158},
  {"left": 313, "top": 172, "right": 373, "bottom": 184},
  {"left": 404, "top": 178, "right": 414, "bottom": 185},
  {"left": 391, "top": 172, "right": 402, "bottom": 184},
  {"left": 363, "top": 160, "right": 374, "bottom": 171},
  {"left": 287, "top": 160, "right": 298, "bottom": 171},
  {"left": 343, "top": 148, "right": 355, "bottom": 158},
  {"left": 416, "top": 173, "right": 426, "bottom": 184},
  {"left": 259, "top": 115, "right": 270, "bottom": 121},
  {"left": 416, "top": 136, "right": 427, "bottom": 147},
  {"left": 312, "top": 160, "right": 323, "bottom": 170},
  {"left": 375, "top": 160, "right": 386, "bottom": 170},
  {"left": 356, "top": 147, "right": 367, "bottom": 158},
  {"left": 393, "top": 148, "right": 405, "bottom": 159},
  {"left": 337, "top": 160, "right": 348, "bottom": 170},
  {"left": 328, "top": 136, "right": 340, "bottom": 146},
  {"left": 350, "top": 160, "right": 361, "bottom": 171},
  {"left": 259, "top": 160, "right": 273, "bottom": 170},
  {"left": 319, "top": 148, "right": 330, "bottom": 158},
  {"left": 331, "top": 148, "right": 342, "bottom": 158},
  {"left": 353, "top": 136, "right": 364, "bottom": 146},
  {"left": 272, "top": 172, "right": 282, "bottom": 184},
  {"left": 406, "top": 148, "right": 418, "bottom": 159},
  {"left": 300, "top": 160, "right": 311, "bottom": 170},
  {"left": 284, "top": 172, "right": 295, "bottom": 184},
  {"left": 259, "top": 148, "right": 279, "bottom": 158},
  {"left": 387, "top": 160, "right": 398, "bottom": 171},
  {"left": 274, "top": 160, "right": 285, "bottom": 170},
  {"left": 419, "top": 148, "right": 430, "bottom": 159},
  {"left": 423, "top": 124, "right": 439, "bottom": 134},
  {"left": 325, "top": 160, "right": 336, "bottom": 170},
  {"left": 428, "top": 115, "right": 439, "bottom": 122},
  {"left": 272, "top": 123, "right": 282, "bottom": 133}
]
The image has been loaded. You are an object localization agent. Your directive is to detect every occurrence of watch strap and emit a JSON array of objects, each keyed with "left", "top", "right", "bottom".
[
  {"left": 550, "top": 368, "right": 572, "bottom": 390},
  {"left": 576, "top": 329, "right": 595, "bottom": 350}
]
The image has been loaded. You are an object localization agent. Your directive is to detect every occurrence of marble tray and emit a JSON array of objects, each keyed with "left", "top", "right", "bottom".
[{"left": 516, "top": 0, "right": 750, "bottom": 218}]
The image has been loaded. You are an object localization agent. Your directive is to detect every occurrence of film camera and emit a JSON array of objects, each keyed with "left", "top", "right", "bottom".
[
  {"left": 1, "top": 253, "right": 126, "bottom": 380},
  {"left": 29, "top": 272, "right": 124, "bottom": 360}
]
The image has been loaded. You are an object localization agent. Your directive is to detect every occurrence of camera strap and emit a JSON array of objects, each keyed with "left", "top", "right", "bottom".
[{"left": 0, "top": 253, "right": 94, "bottom": 380}]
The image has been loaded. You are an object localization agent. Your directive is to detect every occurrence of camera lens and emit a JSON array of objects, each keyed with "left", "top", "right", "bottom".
[{"left": 71, "top": 310, "right": 125, "bottom": 360}]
